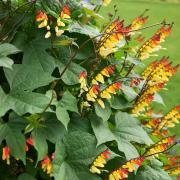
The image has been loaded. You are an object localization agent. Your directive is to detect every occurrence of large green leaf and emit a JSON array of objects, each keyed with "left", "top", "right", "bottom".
[
  {"left": 0, "top": 113, "right": 27, "bottom": 163},
  {"left": 56, "top": 91, "right": 78, "bottom": 129},
  {"left": 135, "top": 165, "right": 172, "bottom": 180},
  {"left": 91, "top": 112, "right": 153, "bottom": 160},
  {"left": 4, "top": 64, "right": 55, "bottom": 91},
  {"left": 0, "top": 43, "right": 20, "bottom": 69},
  {"left": 68, "top": 22, "right": 100, "bottom": 37},
  {"left": 22, "top": 35, "right": 56, "bottom": 74},
  {"left": 0, "top": 87, "right": 51, "bottom": 116},
  {"left": 31, "top": 113, "right": 65, "bottom": 162},
  {"left": 95, "top": 102, "right": 111, "bottom": 122},
  {"left": 18, "top": 173, "right": 37, "bottom": 180},
  {"left": 1, "top": 62, "right": 55, "bottom": 116},
  {"left": 53, "top": 131, "right": 104, "bottom": 180}
]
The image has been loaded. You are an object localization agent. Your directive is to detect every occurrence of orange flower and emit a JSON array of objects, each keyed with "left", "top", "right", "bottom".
[
  {"left": 90, "top": 150, "right": 110, "bottom": 174},
  {"left": 79, "top": 71, "right": 88, "bottom": 91},
  {"left": 61, "top": 5, "right": 71, "bottom": 19},
  {"left": 41, "top": 155, "right": 53, "bottom": 176},
  {"left": 100, "top": 82, "right": 121, "bottom": 100},
  {"left": 109, "top": 157, "right": 144, "bottom": 180},
  {"left": 26, "top": 137, "right": 34, "bottom": 152},
  {"left": 2, "top": 146, "right": 10, "bottom": 165},
  {"left": 36, "top": 11, "right": 48, "bottom": 22},
  {"left": 99, "top": 19, "right": 126, "bottom": 57},
  {"left": 86, "top": 85, "right": 100, "bottom": 102},
  {"left": 130, "top": 15, "right": 148, "bottom": 31},
  {"left": 137, "top": 25, "right": 172, "bottom": 61},
  {"left": 92, "top": 65, "right": 116, "bottom": 85}
]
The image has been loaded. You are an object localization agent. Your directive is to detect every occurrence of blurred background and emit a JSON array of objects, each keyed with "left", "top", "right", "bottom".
[{"left": 100, "top": 0, "right": 180, "bottom": 135}]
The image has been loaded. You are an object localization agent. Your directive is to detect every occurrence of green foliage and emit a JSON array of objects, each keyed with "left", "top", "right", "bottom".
[{"left": 0, "top": 0, "right": 179, "bottom": 179}]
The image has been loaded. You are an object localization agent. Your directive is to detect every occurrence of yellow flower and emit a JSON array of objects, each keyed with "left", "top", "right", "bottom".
[
  {"left": 97, "top": 99, "right": 105, "bottom": 109},
  {"left": 45, "top": 31, "right": 51, "bottom": 38},
  {"left": 2, "top": 146, "right": 10, "bottom": 165},
  {"left": 90, "top": 150, "right": 110, "bottom": 174},
  {"left": 102, "top": 0, "right": 112, "bottom": 6}
]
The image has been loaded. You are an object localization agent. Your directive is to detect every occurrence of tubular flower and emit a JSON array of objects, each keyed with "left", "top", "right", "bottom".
[
  {"left": 36, "top": 11, "right": 51, "bottom": 38},
  {"left": 102, "top": 0, "right": 112, "bottom": 6},
  {"left": 41, "top": 155, "right": 53, "bottom": 176},
  {"left": 55, "top": 5, "right": 70, "bottom": 37},
  {"left": 137, "top": 24, "right": 172, "bottom": 61},
  {"left": 92, "top": 65, "right": 116, "bottom": 85},
  {"left": 36, "top": 11, "right": 48, "bottom": 28},
  {"left": 86, "top": 85, "right": 100, "bottom": 102},
  {"left": 90, "top": 150, "right": 110, "bottom": 174},
  {"left": 61, "top": 5, "right": 71, "bottom": 19},
  {"left": 99, "top": 19, "right": 127, "bottom": 57},
  {"left": 142, "top": 57, "right": 179, "bottom": 86},
  {"left": 79, "top": 71, "right": 88, "bottom": 92},
  {"left": 164, "top": 156, "right": 179, "bottom": 170},
  {"left": 168, "top": 167, "right": 180, "bottom": 176},
  {"left": 26, "top": 137, "right": 34, "bottom": 152},
  {"left": 100, "top": 82, "right": 121, "bottom": 99},
  {"left": 2, "top": 146, "right": 10, "bottom": 165},
  {"left": 145, "top": 136, "right": 175, "bottom": 156},
  {"left": 130, "top": 15, "right": 148, "bottom": 31},
  {"left": 109, "top": 157, "right": 144, "bottom": 180},
  {"left": 144, "top": 118, "right": 161, "bottom": 129},
  {"left": 132, "top": 83, "right": 164, "bottom": 115},
  {"left": 153, "top": 106, "right": 180, "bottom": 134}
]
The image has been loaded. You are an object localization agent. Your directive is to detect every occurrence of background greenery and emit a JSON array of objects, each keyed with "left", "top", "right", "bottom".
[{"left": 100, "top": 0, "right": 180, "bottom": 136}]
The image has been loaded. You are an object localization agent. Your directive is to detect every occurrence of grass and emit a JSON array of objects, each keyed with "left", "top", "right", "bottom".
[{"left": 100, "top": 0, "right": 180, "bottom": 136}]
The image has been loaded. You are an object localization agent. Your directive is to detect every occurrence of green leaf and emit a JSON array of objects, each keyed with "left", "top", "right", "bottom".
[
  {"left": 4, "top": 64, "right": 55, "bottom": 91},
  {"left": 0, "top": 43, "right": 20, "bottom": 69},
  {"left": 58, "top": 61, "right": 85, "bottom": 85},
  {"left": 68, "top": 22, "right": 100, "bottom": 37},
  {"left": 31, "top": 113, "right": 65, "bottom": 162},
  {"left": 23, "top": 35, "right": 56, "bottom": 74},
  {"left": 95, "top": 102, "right": 111, "bottom": 122},
  {"left": 0, "top": 43, "right": 20, "bottom": 56},
  {"left": 18, "top": 173, "right": 37, "bottom": 180},
  {"left": 0, "top": 113, "right": 27, "bottom": 163},
  {"left": 114, "top": 112, "right": 153, "bottom": 145},
  {"left": 56, "top": 91, "right": 78, "bottom": 129},
  {"left": 0, "top": 87, "right": 51, "bottom": 116},
  {"left": 110, "top": 95, "right": 132, "bottom": 110},
  {"left": 121, "top": 84, "right": 138, "bottom": 101},
  {"left": 91, "top": 112, "right": 153, "bottom": 160},
  {"left": 153, "top": 93, "right": 165, "bottom": 105},
  {"left": 1, "top": 62, "right": 55, "bottom": 116},
  {"left": 135, "top": 165, "right": 172, "bottom": 180},
  {"left": 53, "top": 131, "right": 103, "bottom": 180},
  {"left": 90, "top": 114, "right": 115, "bottom": 146}
]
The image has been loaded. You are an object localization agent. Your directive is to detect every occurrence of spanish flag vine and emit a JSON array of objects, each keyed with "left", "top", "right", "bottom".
[{"left": 0, "top": 0, "right": 179, "bottom": 179}]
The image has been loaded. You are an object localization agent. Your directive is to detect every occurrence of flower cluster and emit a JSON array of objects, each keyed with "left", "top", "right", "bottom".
[
  {"left": 129, "top": 15, "right": 148, "bottom": 31},
  {"left": 2, "top": 146, "right": 10, "bottom": 165},
  {"left": 90, "top": 150, "right": 110, "bottom": 174},
  {"left": 142, "top": 57, "right": 178, "bottom": 86},
  {"left": 163, "top": 155, "right": 179, "bottom": 171},
  {"left": 152, "top": 106, "right": 180, "bottom": 135},
  {"left": 168, "top": 167, "right": 180, "bottom": 176},
  {"left": 109, "top": 157, "right": 144, "bottom": 180},
  {"left": 132, "top": 83, "right": 164, "bottom": 115},
  {"left": 132, "top": 57, "right": 178, "bottom": 115},
  {"left": 92, "top": 65, "right": 116, "bottom": 85},
  {"left": 98, "top": 19, "right": 126, "bottom": 57},
  {"left": 137, "top": 24, "right": 172, "bottom": 60},
  {"left": 41, "top": 153, "right": 54, "bottom": 176},
  {"left": 36, "top": 5, "right": 71, "bottom": 38},
  {"left": 79, "top": 65, "right": 121, "bottom": 109},
  {"left": 145, "top": 136, "right": 175, "bottom": 156}
]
